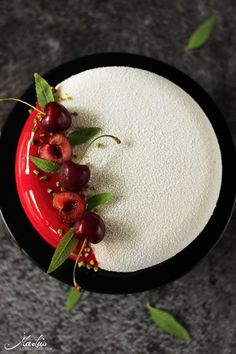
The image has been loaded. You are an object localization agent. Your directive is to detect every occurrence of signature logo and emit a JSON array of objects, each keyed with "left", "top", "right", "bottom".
[{"left": 4, "top": 333, "right": 53, "bottom": 351}]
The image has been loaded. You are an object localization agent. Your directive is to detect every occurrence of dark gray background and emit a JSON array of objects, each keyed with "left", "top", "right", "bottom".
[{"left": 0, "top": 1, "right": 236, "bottom": 353}]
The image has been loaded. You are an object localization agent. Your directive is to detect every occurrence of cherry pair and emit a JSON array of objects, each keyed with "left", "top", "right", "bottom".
[{"left": 53, "top": 192, "right": 105, "bottom": 244}]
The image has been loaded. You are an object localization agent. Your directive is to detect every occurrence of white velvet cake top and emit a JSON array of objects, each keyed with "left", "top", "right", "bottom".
[{"left": 56, "top": 66, "right": 222, "bottom": 272}]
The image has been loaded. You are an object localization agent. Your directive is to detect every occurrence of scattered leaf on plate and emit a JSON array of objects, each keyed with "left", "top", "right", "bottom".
[{"left": 66, "top": 287, "right": 82, "bottom": 311}]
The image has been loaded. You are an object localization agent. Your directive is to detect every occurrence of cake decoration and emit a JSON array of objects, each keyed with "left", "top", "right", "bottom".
[
  {"left": 0, "top": 73, "right": 121, "bottom": 294},
  {"left": 1, "top": 66, "right": 222, "bottom": 287}
]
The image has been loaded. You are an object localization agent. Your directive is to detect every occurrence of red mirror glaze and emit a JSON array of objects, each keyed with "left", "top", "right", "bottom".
[{"left": 15, "top": 108, "right": 98, "bottom": 267}]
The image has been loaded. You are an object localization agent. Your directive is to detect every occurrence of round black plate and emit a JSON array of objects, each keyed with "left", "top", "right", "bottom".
[{"left": 0, "top": 53, "right": 235, "bottom": 294}]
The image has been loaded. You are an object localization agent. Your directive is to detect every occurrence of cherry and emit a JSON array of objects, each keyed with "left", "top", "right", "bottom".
[
  {"left": 39, "top": 133, "right": 72, "bottom": 164},
  {"left": 53, "top": 192, "right": 86, "bottom": 224},
  {"left": 0, "top": 98, "right": 72, "bottom": 132},
  {"left": 59, "top": 161, "right": 90, "bottom": 192},
  {"left": 41, "top": 102, "right": 72, "bottom": 132},
  {"left": 74, "top": 212, "right": 105, "bottom": 244}
]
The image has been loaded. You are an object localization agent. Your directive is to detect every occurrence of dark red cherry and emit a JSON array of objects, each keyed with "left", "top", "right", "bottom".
[
  {"left": 39, "top": 133, "right": 72, "bottom": 164},
  {"left": 74, "top": 212, "right": 105, "bottom": 244},
  {"left": 41, "top": 102, "right": 72, "bottom": 132},
  {"left": 59, "top": 161, "right": 90, "bottom": 192},
  {"left": 53, "top": 192, "right": 86, "bottom": 224}
]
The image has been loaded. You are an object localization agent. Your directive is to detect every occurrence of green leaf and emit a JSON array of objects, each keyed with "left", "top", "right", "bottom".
[
  {"left": 66, "top": 287, "right": 82, "bottom": 311},
  {"left": 68, "top": 127, "right": 102, "bottom": 146},
  {"left": 34, "top": 73, "right": 54, "bottom": 108},
  {"left": 186, "top": 15, "right": 216, "bottom": 50},
  {"left": 147, "top": 304, "right": 191, "bottom": 341},
  {"left": 47, "top": 229, "right": 78, "bottom": 273},
  {"left": 30, "top": 156, "right": 60, "bottom": 173},
  {"left": 87, "top": 192, "right": 113, "bottom": 211}
]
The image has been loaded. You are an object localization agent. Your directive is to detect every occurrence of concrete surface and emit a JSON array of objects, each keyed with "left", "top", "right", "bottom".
[{"left": 0, "top": 1, "right": 236, "bottom": 353}]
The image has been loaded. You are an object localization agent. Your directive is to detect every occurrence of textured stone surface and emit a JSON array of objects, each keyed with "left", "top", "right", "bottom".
[{"left": 0, "top": 1, "right": 236, "bottom": 353}]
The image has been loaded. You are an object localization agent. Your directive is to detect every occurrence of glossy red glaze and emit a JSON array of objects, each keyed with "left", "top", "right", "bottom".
[{"left": 15, "top": 108, "right": 98, "bottom": 267}]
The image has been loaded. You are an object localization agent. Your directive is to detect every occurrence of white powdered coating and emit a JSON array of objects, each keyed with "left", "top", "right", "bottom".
[{"left": 56, "top": 67, "right": 222, "bottom": 272}]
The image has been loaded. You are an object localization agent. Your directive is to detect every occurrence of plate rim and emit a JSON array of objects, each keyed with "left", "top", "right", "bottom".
[{"left": 0, "top": 52, "right": 235, "bottom": 294}]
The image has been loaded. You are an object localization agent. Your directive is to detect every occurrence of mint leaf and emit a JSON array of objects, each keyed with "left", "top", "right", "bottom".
[
  {"left": 30, "top": 156, "right": 60, "bottom": 173},
  {"left": 68, "top": 127, "right": 102, "bottom": 146},
  {"left": 66, "top": 287, "right": 82, "bottom": 311},
  {"left": 186, "top": 15, "right": 216, "bottom": 50},
  {"left": 147, "top": 304, "right": 191, "bottom": 341},
  {"left": 87, "top": 192, "right": 113, "bottom": 211},
  {"left": 34, "top": 73, "right": 54, "bottom": 108},
  {"left": 47, "top": 229, "right": 78, "bottom": 273}
]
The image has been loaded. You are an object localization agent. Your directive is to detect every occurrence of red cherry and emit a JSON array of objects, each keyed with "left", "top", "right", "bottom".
[
  {"left": 39, "top": 133, "right": 72, "bottom": 164},
  {"left": 53, "top": 192, "right": 86, "bottom": 224},
  {"left": 59, "top": 161, "right": 90, "bottom": 192},
  {"left": 74, "top": 212, "right": 105, "bottom": 244},
  {"left": 41, "top": 102, "right": 72, "bottom": 132}
]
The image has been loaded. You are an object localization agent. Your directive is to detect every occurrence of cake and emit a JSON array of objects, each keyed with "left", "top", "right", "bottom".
[{"left": 51, "top": 66, "right": 222, "bottom": 272}]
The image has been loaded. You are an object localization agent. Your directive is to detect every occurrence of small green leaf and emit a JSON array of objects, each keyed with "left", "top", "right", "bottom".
[
  {"left": 47, "top": 229, "right": 78, "bottom": 273},
  {"left": 30, "top": 156, "right": 60, "bottom": 173},
  {"left": 34, "top": 73, "right": 54, "bottom": 108},
  {"left": 147, "top": 304, "right": 191, "bottom": 341},
  {"left": 66, "top": 287, "right": 82, "bottom": 311},
  {"left": 186, "top": 15, "right": 216, "bottom": 50},
  {"left": 87, "top": 192, "right": 113, "bottom": 211},
  {"left": 68, "top": 127, "right": 102, "bottom": 146}
]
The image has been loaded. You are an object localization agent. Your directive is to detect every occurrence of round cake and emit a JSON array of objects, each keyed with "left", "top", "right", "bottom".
[{"left": 52, "top": 66, "right": 222, "bottom": 272}]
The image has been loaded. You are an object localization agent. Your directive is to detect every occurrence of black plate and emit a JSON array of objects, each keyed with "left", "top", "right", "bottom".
[{"left": 0, "top": 53, "right": 235, "bottom": 294}]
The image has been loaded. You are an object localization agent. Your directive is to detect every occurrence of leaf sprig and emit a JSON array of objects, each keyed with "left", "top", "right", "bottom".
[
  {"left": 68, "top": 127, "right": 102, "bottom": 146},
  {"left": 30, "top": 156, "right": 60, "bottom": 173},
  {"left": 87, "top": 192, "right": 113, "bottom": 211},
  {"left": 34, "top": 73, "right": 55, "bottom": 108},
  {"left": 47, "top": 229, "right": 78, "bottom": 274}
]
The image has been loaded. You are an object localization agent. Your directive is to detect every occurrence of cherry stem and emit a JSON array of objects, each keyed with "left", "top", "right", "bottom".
[
  {"left": 72, "top": 238, "right": 87, "bottom": 291},
  {"left": 0, "top": 98, "right": 45, "bottom": 115},
  {"left": 78, "top": 134, "right": 121, "bottom": 163}
]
